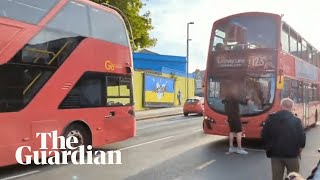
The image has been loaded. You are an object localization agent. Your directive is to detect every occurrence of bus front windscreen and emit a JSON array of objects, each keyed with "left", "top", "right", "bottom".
[
  {"left": 212, "top": 15, "right": 277, "bottom": 51},
  {"left": 207, "top": 72, "right": 276, "bottom": 116},
  {"left": 0, "top": 0, "right": 58, "bottom": 24}
]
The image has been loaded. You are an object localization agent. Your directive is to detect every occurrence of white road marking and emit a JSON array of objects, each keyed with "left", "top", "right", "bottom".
[
  {"left": 225, "top": 148, "right": 265, "bottom": 154},
  {"left": 138, "top": 117, "right": 199, "bottom": 130},
  {"left": 195, "top": 160, "right": 216, "bottom": 170},
  {"left": 0, "top": 171, "right": 40, "bottom": 180},
  {"left": 119, "top": 136, "right": 175, "bottom": 151},
  {"left": 191, "top": 128, "right": 202, "bottom": 132},
  {"left": 245, "top": 148, "right": 265, "bottom": 152},
  {"left": 173, "top": 176, "right": 182, "bottom": 180}
]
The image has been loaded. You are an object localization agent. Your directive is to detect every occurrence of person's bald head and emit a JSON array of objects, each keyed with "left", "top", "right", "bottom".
[{"left": 280, "top": 98, "right": 294, "bottom": 111}]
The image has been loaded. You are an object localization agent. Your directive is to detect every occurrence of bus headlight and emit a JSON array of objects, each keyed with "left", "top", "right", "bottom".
[{"left": 204, "top": 116, "right": 215, "bottom": 123}]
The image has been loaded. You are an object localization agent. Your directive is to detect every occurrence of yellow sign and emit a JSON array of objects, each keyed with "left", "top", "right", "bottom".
[
  {"left": 105, "top": 60, "right": 122, "bottom": 71},
  {"left": 277, "top": 76, "right": 284, "bottom": 90}
]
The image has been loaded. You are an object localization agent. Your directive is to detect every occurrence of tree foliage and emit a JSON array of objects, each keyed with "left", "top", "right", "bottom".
[{"left": 91, "top": 0, "right": 157, "bottom": 51}]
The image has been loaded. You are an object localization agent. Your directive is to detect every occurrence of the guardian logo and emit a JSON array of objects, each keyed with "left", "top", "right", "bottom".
[{"left": 15, "top": 131, "right": 121, "bottom": 165}]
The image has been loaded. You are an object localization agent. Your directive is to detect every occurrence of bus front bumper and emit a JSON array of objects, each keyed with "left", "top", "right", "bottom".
[{"left": 203, "top": 120, "right": 263, "bottom": 139}]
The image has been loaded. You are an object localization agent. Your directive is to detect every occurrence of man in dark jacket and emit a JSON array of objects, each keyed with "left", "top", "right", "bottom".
[{"left": 262, "top": 98, "right": 306, "bottom": 180}]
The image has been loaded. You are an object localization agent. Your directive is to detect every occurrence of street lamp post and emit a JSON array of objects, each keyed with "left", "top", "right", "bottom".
[{"left": 186, "top": 22, "right": 194, "bottom": 100}]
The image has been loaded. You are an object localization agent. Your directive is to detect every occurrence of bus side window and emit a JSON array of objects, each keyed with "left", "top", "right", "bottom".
[
  {"left": 106, "top": 76, "right": 133, "bottom": 106},
  {"left": 302, "top": 84, "right": 310, "bottom": 103},
  {"left": 297, "top": 81, "right": 304, "bottom": 103},
  {"left": 89, "top": 6, "right": 129, "bottom": 47},
  {"left": 297, "top": 37, "right": 302, "bottom": 59},
  {"left": 314, "top": 84, "right": 319, "bottom": 101},
  {"left": 59, "top": 72, "right": 105, "bottom": 109},
  {"left": 289, "top": 31, "right": 298, "bottom": 56},
  {"left": 302, "top": 40, "right": 308, "bottom": 61},
  {"left": 281, "top": 27, "right": 289, "bottom": 53},
  {"left": 47, "top": 1, "right": 90, "bottom": 37},
  {"left": 291, "top": 80, "right": 298, "bottom": 103}
]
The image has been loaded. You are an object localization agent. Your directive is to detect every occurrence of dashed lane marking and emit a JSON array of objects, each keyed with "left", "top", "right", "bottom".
[
  {"left": 0, "top": 171, "right": 40, "bottom": 180},
  {"left": 195, "top": 160, "right": 216, "bottom": 170},
  {"left": 191, "top": 128, "right": 202, "bottom": 132},
  {"left": 245, "top": 148, "right": 265, "bottom": 152},
  {"left": 118, "top": 136, "right": 175, "bottom": 151}
]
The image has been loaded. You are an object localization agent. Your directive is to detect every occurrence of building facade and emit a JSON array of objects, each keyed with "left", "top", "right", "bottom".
[{"left": 133, "top": 50, "right": 194, "bottom": 110}]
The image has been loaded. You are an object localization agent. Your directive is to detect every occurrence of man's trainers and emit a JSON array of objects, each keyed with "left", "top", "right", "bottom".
[
  {"left": 236, "top": 148, "right": 248, "bottom": 155},
  {"left": 228, "top": 146, "right": 237, "bottom": 153}
]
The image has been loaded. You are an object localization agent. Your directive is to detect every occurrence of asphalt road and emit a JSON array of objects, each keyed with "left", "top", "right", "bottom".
[{"left": 0, "top": 115, "right": 319, "bottom": 180}]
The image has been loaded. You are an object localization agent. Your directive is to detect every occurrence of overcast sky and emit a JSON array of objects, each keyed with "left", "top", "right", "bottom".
[{"left": 143, "top": 0, "right": 320, "bottom": 72}]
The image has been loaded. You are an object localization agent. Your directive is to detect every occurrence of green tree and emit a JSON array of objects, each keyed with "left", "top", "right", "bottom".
[{"left": 91, "top": 0, "right": 157, "bottom": 51}]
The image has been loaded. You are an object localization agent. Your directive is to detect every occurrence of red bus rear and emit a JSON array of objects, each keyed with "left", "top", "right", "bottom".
[
  {"left": 203, "top": 12, "right": 320, "bottom": 139},
  {"left": 0, "top": 0, "right": 135, "bottom": 166}
]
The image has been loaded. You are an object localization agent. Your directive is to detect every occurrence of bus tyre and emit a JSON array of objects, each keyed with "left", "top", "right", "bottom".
[
  {"left": 184, "top": 113, "right": 188, "bottom": 116},
  {"left": 63, "top": 123, "right": 91, "bottom": 151}
]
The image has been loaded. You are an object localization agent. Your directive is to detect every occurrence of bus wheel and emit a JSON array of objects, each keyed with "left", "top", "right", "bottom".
[{"left": 63, "top": 123, "right": 92, "bottom": 150}]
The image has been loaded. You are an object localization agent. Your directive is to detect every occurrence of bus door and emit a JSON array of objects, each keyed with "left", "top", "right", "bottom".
[
  {"left": 303, "top": 84, "right": 310, "bottom": 127},
  {"left": 0, "top": 65, "right": 34, "bottom": 165},
  {"left": 104, "top": 75, "right": 134, "bottom": 143},
  {"left": 303, "top": 103, "right": 309, "bottom": 127}
]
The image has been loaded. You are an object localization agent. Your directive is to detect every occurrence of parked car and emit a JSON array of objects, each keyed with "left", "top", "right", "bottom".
[{"left": 183, "top": 97, "right": 204, "bottom": 116}]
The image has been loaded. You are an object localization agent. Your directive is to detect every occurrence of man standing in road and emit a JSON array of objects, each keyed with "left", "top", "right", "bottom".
[
  {"left": 262, "top": 98, "right": 306, "bottom": 180},
  {"left": 223, "top": 84, "right": 248, "bottom": 155}
]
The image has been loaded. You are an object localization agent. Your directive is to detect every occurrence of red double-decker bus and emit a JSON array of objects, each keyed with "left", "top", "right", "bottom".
[
  {"left": 203, "top": 12, "right": 320, "bottom": 139},
  {"left": 0, "top": 0, "right": 135, "bottom": 166}
]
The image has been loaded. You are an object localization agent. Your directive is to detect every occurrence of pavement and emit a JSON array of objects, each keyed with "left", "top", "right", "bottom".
[
  {"left": 0, "top": 115, "right": 319, "bottom": 180},
  {"left": 135, "top": 107, "right": 183, "bottom": 120}
]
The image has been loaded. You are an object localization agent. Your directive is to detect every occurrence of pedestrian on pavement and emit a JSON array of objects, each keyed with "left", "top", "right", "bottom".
[
  {"left": 222, "top": 84, "right": 248, "bottom": 155},
  {"left": 177, "top": 89, "right": 182, "bottom": 105},
  {"left": 262, "top": 98, "right": 306, "bottom": 180}
]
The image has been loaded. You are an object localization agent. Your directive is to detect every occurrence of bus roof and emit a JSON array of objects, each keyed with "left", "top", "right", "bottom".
[
  {"left": 212, "top": 12, "right": 281, "bottom": 25},
  {"left": 76, "top": 0, "right": 124, "bottom": 20}
]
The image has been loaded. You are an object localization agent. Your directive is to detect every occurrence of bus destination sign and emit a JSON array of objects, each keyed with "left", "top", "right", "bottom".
[
  {"left": 215, "top": 56, "right": 246, "bottom": 68},
  {"left": 215, "top": 54, "right": 275, "bottom": 70}
]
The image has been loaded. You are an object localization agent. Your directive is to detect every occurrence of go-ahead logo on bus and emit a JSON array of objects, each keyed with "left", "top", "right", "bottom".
[
  {"left": 15, "top": 131, "right": 122, "bottom": 165},
  {"left": 105, "top": 60, "right": 122, "bottom": 71}
]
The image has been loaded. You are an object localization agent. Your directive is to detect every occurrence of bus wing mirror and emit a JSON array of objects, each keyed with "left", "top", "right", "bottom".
[{"left": 126, "top": 67, "right": 133, "bottom": 74}]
